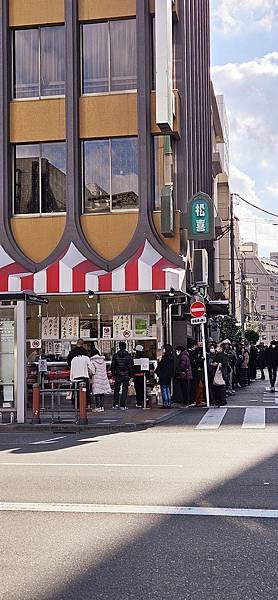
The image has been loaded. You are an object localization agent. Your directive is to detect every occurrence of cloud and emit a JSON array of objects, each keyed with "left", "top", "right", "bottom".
[
  {"left": 212, "top": 52, "right": 278, "bottom": 255},
  {"left": 211, "top": 0, "right": 278, "bottom": 35}
]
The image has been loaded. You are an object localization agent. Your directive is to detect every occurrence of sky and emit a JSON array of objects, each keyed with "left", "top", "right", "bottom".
[{"left": 211, "top": 0, "right": 278, "bottom": 257}]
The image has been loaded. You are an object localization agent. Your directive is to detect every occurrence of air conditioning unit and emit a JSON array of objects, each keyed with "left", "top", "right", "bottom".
[{"left": 193, "top": 249, "right": 208, "bottom": 287}]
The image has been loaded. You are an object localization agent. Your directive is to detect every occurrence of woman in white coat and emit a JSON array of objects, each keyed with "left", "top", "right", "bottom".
[{"left": 90, "top": 351, "right": 111, "bottom": 412}]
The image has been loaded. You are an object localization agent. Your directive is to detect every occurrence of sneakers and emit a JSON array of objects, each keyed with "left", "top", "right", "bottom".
[
  {"left": 101, "top": 407, "right": 105, "bottom": 412},
  {"left": 120, "top": 406, "right": 128, "bottom": 410},
  {"left": 113, "top": 405, "right": 119, "bottom": 409},
  {"left": 94, "top": 407, "right": 102, "bottom": 412}
]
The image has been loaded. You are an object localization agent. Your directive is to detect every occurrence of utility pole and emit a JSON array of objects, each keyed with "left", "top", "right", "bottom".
[
  {"left": 230, "top": 194, "right": 236, "bottom": 318},
  {"left": 240, "top": 257, "right": 246, "bottom": 338}
]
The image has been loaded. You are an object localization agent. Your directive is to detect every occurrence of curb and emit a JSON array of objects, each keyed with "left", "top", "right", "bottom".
[{"left": 0, "top": 410, "right": 181, "bottom": 434}]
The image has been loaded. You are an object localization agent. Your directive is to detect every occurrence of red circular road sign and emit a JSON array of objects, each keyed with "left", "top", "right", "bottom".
[{"left": 190, "top": 301, "right": 206, "bottom": 318}]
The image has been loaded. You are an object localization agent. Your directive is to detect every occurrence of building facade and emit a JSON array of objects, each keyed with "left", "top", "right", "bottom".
[
  {"left": 0, "top": 0, "right": 216, "bottom": 420},
  {"left": 241, "top": 243, "right": 278, "bottom": 345}
]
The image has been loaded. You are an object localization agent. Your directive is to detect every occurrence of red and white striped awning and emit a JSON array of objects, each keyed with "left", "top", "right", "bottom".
[{"left": 0, "top": 242, "right": 185, "bottom": 294}]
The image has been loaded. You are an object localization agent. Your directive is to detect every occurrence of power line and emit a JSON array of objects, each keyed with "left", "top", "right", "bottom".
[{"left": 234, "top": 193, "right": 278, "bottom": 219}]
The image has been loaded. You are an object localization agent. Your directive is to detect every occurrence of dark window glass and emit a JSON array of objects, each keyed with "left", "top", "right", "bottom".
[
  {"left": 111, "top": 138, "right": 138, "bottom": 210},
  {"left": 84, "top": 140, "right": 110, "bottom": 213},
  {"left": 41, "top": 143, "right": 66, "bottom": 213},
  {"left": 110, "top": 20, "right": 137, "bottom": 91},
  {"left": 14, "top": 26, "right": 65, "bottom": 98},
  {"left": 14, "top": 29, "right": 39, "bottom": 98},
  {"left": 82, "top": 19, "right": 136, "bottom": 94},
  {"left": 15, "top": 145, "right": 40, "bottom": 214},
  {"left": 154, "top": 136, "right": 175, "bottom": 209},
  {"left": 40, "top": 27, "right": 65, "bottom": 96},
  {"left": 82, "top": 23, "right": 109, "bottom": 94},
  {"left": 14, "top": 143, "right": 66, "bottom": 215}
]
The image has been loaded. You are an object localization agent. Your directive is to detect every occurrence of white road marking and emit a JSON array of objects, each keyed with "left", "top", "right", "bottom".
[
  {"left": 0, "top": 502, "right": 277, "bottom": 519},
  {"left": 30, "top": 436, "right": 67, "bottom": 445},
  {"left": 0, "top": 462, "right": 183, "bottom": 468},
  {"left": 242, "top": 407, "right": 265, "bottom": 429},
  {"left": 195, "top": 408, "right": 227, "bottom": 430}
]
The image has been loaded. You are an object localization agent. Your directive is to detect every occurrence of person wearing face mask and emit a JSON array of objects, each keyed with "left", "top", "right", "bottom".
[
  {"left": 175, "top": 345, "right": 192, "bottom": 406},
  {"left": 265, "top": 341, "right": 278, "bottom": 392},
  {"left": 155, "top": 344, "right": 174, "bottom": 408}
]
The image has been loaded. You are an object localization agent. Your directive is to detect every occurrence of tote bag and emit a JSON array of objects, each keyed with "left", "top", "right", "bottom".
[{"left": 213, "top": 364, "right": 225, "bottom": 386}]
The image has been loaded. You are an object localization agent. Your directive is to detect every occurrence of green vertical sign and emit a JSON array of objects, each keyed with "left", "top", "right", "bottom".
[{"left": 187, "top": 192, "right": 215, "bottom": 241}]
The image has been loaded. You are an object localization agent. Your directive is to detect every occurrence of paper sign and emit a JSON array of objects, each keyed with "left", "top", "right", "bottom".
[
  {"left": 102, "top": 326, "right": 111, "bottom": 339},
  {"left": 61, "top": 316, "right": 79, "bottom": 340},
  {"left": 30, "top": 339, "right": 41, "bottom": 349},
  {"left": 42, "top": 317, "right": 59, "bottom": 340},
  {"left": 113, "top": 315, "right": 132, "bottom": 340},
  {"left": 38, "top": 359, "right": 48, "bottom": 372}
]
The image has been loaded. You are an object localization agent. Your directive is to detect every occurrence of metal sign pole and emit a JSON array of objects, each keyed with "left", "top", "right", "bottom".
[
  {"left": 143, "top": 372, "right": 147, "bottom": 410},
  {"left": 201, "top": 322, "right": 210, "bottom": 408}
]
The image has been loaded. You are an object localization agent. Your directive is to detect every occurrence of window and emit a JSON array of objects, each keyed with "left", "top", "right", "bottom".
[
  {"left": 271, "top": 305, "right": 275, "bottom": 310},
  {"left": 261, "top": 305, "right": 266, "bottom": 310},
  {"left": 154, "top": 136, "right": 175, "bottom": 210},
  {"left": 83, "top": 138, "right": 138, "bottom": 213},
  {"left": 271, "top": 296, "right": 275, "bottom": 300},
  {"left": 14, "top": 143, "right": 66, "bottom": 214},
  {"left": 82, "top": 19, "right": 137, "bottom": 94},
  {"left": 14, "top": 26, "right": 65, "bottom": 98}
]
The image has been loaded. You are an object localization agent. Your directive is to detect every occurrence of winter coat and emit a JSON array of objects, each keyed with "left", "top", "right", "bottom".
[
  {"left": 111, "top": 350, "right": 134, "bottom": 379},
  {"left": 155, "top": 355, "right": 174, "bottom": 385},
  {"left": 257, "top": 347, "right": 266, "bottom": 369},
  {"left": 265, "top": 345, "right": 278, "bottom": 368},
  {"left": 90, "top": 355, "right": 111, "bottom": 395},
  {"left": 176, "top": 351, "right": 192, "bottom": 381}
]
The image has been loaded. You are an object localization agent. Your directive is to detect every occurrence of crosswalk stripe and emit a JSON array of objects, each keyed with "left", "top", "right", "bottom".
[
  {"left": 242, "top": 407, "right": 265, "bottom": 429},
  {"left": 195, "top": 408, "right": 227, "bottom": 430}
]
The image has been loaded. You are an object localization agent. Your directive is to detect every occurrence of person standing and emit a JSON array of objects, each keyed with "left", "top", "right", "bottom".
[
  {"left": 90, "top": 351, "right": 111, "bottom": 412},
  {"left": 70, "top": 347, "right": 92, "bottom": 406},
  {"left": 155, "top": 344, "right": 174, "bottom": 409},
  {"left": 265, "top": 341, "right": 278, "bottom": 392},
  {"left": 249, "top": 342, "right": 258, "bottom": 382},
  {"left": 111, "top": 342, "right": 134, "bottom": 410},
  {"left": 211, "top": 345, "right": 228, "bottom": 407},
  {"left": 257, "top": 343, "right": 266, "bottom": 380},
  {"left": 175, "top": 345, "right": 192, "bottom": 406}
]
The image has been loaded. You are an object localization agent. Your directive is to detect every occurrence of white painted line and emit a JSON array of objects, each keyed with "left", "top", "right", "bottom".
[
  {"left": 30, "top": 436, "right": 67, "bottom": 445},
  {"left": 195, "top": 408, "right": 227, "bottom": 430},
  {"left": 0, "top": 502, "right": 277, "bottom": 519},
  {"left": 0, "top": 462, "right": 183, "bottom": 468},
  {"left": 242, "top": 407, "right": 265, "bottom": 429}
]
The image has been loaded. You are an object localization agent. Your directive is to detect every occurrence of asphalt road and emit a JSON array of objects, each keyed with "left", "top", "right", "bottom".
[{"left": 1, "top": 380, "right": 278, "bottom": 599}]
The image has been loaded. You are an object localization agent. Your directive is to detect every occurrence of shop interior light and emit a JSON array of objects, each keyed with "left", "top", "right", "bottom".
[{"left": 88, "top": 290, "right": 95, "bottom": 299}]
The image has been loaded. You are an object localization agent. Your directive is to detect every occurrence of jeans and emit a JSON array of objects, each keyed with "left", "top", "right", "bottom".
[
  {"left": 268, "top": 366, "right": 277, "bottom": 388},
  {"left": 113, "top": 377, "right": 129, "bottom": 407},
  {"left": 161, "top": 384, "right": 171, "bottom": 407}
]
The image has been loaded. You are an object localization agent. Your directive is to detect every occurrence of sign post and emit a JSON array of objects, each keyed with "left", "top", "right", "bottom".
[{"left": 190, "top": 301, "right": 210, "bottom": 408}]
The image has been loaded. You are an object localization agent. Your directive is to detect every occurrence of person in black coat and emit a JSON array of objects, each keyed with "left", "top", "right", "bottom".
[
  {"left": 67, "top": 338, "right": 87, "bottom": 367},
  {"left": 155, "top": 344, "right": 174, "bottom": 408},
  {"left": 111, "top": 342, "right": 134, "bottom": 409},
  {"left": 265, "top": 341, "right": 278, "bottom": 392}
]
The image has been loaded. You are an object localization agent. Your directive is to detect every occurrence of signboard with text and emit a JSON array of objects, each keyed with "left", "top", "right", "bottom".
[{"left": 187, "top": 192, "right": 215, "bottom": 241}]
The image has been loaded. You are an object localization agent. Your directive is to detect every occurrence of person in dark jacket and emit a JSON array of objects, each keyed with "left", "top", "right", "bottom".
[
  {"left": 265, "top": 341, "right": 278, "bottom": 392},
  {"left": 67, "top": 338, "right": 87, "bottom": 367},
  {"left": 175, "top": 345, "right": 192, "bottom": 406},
  {"left": 155, "top": 344, "right": 174, "bottom": 408},
  {"left": 111, "top": 342, "right": 134, "bottom": 409},
  {"left": 188, "top": 342, "right": 204, "bottom": 404}
]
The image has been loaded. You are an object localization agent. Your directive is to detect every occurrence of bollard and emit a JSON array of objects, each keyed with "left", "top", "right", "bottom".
[
  {"left": 79, "top": 384, "right": 88, "bottom": 425},
  {"left": 32, "top": 383, "right": 41, "bottom": 424}
]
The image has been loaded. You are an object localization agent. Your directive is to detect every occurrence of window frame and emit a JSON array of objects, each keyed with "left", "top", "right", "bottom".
[
  {"left": 12, "top": 25, "right": 66, "bottom": 101},
  {"left": 13, "top": 142, "right": 67, "bottom": 217},
  {"left": 82, "top": 137, "right": 139, "bottom": 214},
  {"left": 81, "top": 18, "right": 137, "bottom": 96}
]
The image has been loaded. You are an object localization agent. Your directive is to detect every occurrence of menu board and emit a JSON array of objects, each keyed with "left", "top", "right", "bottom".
[
  {"left": 113, "top": 315, "right": 132, "bottom": 340},
  {"left": 42, "top": 317, "right": 59, "bottom": 340},
  {"left": 61, "top": 316, "right": 79, "bottom": 340}
]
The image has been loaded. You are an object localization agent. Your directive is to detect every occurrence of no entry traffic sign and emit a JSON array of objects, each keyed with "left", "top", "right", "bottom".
[{"left": 190, "top": 301, "right": 206, "bottom": 318}]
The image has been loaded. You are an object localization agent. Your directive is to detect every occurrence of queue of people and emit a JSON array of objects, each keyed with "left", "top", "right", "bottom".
[{"left": 67, "top": 336, "right": 276, "bottom": 413}]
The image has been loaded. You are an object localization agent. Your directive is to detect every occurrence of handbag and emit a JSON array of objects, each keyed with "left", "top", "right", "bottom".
[
  {"left": 128, "top": 381, "right": 136, "bottom": 396},
  {"left": 213, "top": 364, "right": 225, "bottom": 386}
]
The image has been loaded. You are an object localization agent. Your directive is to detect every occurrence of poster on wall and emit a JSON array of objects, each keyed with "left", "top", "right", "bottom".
[
  {"left": 113, "top": 315, "right": 132, "bottom": 340},
  {"left": 61, "top": 316, "right": 79, "bottom": 340},
  {"left": 134, "top": 315, "right": 149, "bottom": 338},
  {"left": 42, "top": 317, "right": 59, "bottom": 340},
  {"left": 102, "top": 326, "right": 111, "bottom": 339}
]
